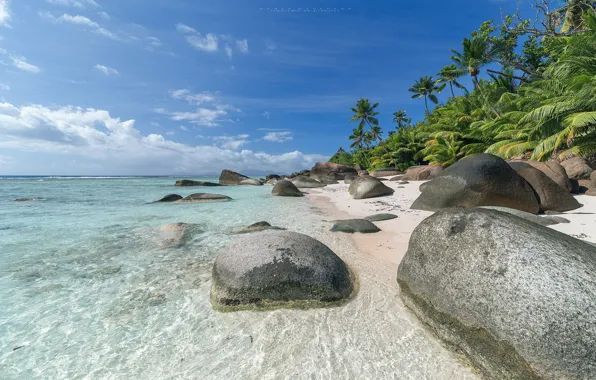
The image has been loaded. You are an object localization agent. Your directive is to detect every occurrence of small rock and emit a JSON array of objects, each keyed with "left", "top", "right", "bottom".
[
  {"left": 330, "top": 219, "right": 381, "bottom": 234},
  {"left": 234, "top": 221, "right": 286, "bottom": 234},
  {"left": 175, "top": 180, "right": 222, "bottom": 187},
  {"left": 364, "top": 213, "right": 398, "bottom": 222},
  {"left": 175, "top": 193, "right": 232, "bottom": 203}
]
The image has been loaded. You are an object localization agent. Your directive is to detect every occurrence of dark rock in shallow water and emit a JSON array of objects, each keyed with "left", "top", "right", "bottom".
[
  {"left": 330, "top": 219, "right": 381, "bottom": 234},
  {"left": 155, "top": 194, "right": 183, "bottom": 202},
  {"left": 508, "top": 161, "right": 581, "bottom": 212},
  {"left": 411, "top": 154, "right": 540, "bottom": 214},
  {"left": 219, "top": 169, "right": 249, "bottom": 185},
  {"left": 348, "top": 176, "right": 394, "bottom": 199},
  {"left": 175, "top": 180, "right": 222, "bottom": 187},
  {"left": 397, "top": 207, "right": 596, "bottom": 380},
  {"left": 364, "top": 213, "right": 398, "bottom": 222},
  {"left": 156, "top": 222, "right": 196, "bottom": 247},
  {"left": 175, "top": 193, "right": 232, "bottom": 203},
  {"left": 234, "top": 221, "right": 286, "bottom": 234},
  {"left": 14, "top": 197, "right": 44, "bottom": 202},
  {"left": 271, "top": 180, "right": 303, "bottom": 197},
  {"left": 211, "top": 230, "right": 353, "bottom": 310}
]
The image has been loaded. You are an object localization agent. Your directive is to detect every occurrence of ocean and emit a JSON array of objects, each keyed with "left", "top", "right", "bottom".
[{"left": 0, "top": 177, "right": 477, "bottom": 380}]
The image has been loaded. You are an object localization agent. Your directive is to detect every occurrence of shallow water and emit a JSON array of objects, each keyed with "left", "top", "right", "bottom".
[{"left": 0, "top": 177, "right": 478, "bottom": 379}]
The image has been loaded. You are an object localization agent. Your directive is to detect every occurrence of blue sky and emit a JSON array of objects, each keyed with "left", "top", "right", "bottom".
[{"left": 0, "top": 0, "right": 523, "bottom": 175}]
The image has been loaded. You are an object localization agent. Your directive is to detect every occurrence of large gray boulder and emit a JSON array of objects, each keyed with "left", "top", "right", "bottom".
[
  {"left": 411, "top": 154, "right": 540, "bottom": 214},
  {"left": 219, "top": 169, "right": 249, "bottom": 185},
  {"left": 348, "top": 176, "right": 394, "bottom": 199},
  {"left": 240, "top": 178, "right": 263, "bottom": 186},
  {"left": 211, "top": 231, "right": 353, "bottom": 310},
  {"left": 271, "top": 180, "right": 304, "bottom": 197},
  {"left": 291, "top": 176, "right": 326, "bottom": 188},
  {"left": 175, "top": 180, "right": 222, "bottom": 187},
  {"left": 309, "top": 162, "right": 357, "bottom": 182},
  {"left": 330, "top": 219, "right": 381, "bottom": 234},
  {"left": 561, "top": 157, "right": 594, "bottom": 180},
  {"left": 175, "top": 193, "right": 232, "bottom": 203},
  {"left": 508, "top": 161, "right": 581, "bottom": 212},
  {"left": 397, "top": 207, "right": 596, "bottom": 380}
]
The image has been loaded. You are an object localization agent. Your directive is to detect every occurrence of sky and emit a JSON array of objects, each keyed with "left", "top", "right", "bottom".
[{"left": 0, "top": 0, "right": 526, "bottom": 175}]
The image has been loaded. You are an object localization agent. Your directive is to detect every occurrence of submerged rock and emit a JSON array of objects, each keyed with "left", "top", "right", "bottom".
[
  {"left": 156, "top": 222, "right": 196, "bottom": 247},
  {"left": 348, "top": 176, "right": 394, "bottom": 199},
  {"left": 364, "top": 213, "right": 398, "bottom": 222},
  {"left": 175, "top": 180, "right": 222, "bottom": 187},
  {"left": 271, "top": 180, "right": 304, "bottom": 197},
  {"left": 509, "top": 161, "right": 581, "bottom": 212},
  {"left": 291, "top": 176, "right": 326, "bottom": 188},
  {"left": 411, "top": 154, "right": 540, "bottom": 214},
  {"left": 175, "top": 193, "right": 232, "bottom": 203},
  {"left": 397, "top": 207, "right": 596, "bottom": 380},
  {"left": 211, "top": 230, "right": 354, "bottom": 310},
  {"left": 14, "top": 197, "right": 44, "bottom": 202},
  {"left": 219, "top": 169, "right": 249, "bottom": 185},
  {"left": 233, "top": 221, "right": 286, "bottom": 234},
  {"left": 330, "top": 219, "right": 381, "bottom": 234},
  {"left": 155, "top": 194, "right": 183, "bottom": 202}
]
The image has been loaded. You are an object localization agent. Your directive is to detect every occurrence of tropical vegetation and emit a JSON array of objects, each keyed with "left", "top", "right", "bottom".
[{"left": 330, "top": 1, "right": 596, "bottom": 171}]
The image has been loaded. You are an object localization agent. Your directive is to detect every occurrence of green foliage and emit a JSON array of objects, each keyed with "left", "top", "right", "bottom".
[{"left": 338, "top": 8, "right": 596, "bottom": 172}]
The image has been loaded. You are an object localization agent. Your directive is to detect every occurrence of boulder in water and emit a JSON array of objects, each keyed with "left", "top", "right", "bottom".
[
  {"left": 175, "top": 180, "right": 222, "bottom": 187},
  {"left": 411, "top": 154, "right": 540, "bottom": 214},
  {"left": 397, "top": 207, "right": 596, "bottom": 380},
  {"left": 330, "top": 219, "right": 381, "bottom": 234},
  {"left": 211, "top": 230, "right": 354, "bottom": 310},
  {"left": 291, "top": 176, "right": 326, "bottom": 188},
  {"left": 234, "top": 221, "right": 286, "bottom": 234},
  {"left": 240, "top": 179, "right": 263, "bottom": 186},
  {"left": 509, "top": 161, "right": 581, "bottom": 212},
  {"left": 271, "top": 180, "right": 304, "bottom": 197},
  {"left": 348, "top": 176, "right": 394, "bottom": 199},
  {"left": 156, "top": 222, "right": 196, "bottom": 247},
  {"left": 219, "top": 169, "right": 249, "bottom": 185},
  {"left": 155, "top": 194, "right": 183, "bottom": 202},
  {"left": 175, "top": 193, "right": 232, "bottom": 203}
]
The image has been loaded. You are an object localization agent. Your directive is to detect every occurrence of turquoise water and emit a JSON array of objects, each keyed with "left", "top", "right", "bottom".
[{"left": 0, "top": 177, "right": 319, "bottom": 379}]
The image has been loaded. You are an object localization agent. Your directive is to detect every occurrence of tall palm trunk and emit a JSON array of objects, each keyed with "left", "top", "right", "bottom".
[
  {"left": 424, "top": 96, "right": 429, "bottom": 113},
  {"left": 472, "top": 74, "right": 501, "bottom": 119},
  {"left": 449, "top": 82, "right": 455, "bottom": 98}
]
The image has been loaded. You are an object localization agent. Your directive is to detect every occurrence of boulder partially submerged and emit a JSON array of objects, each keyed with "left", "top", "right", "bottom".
[
  {"left": 156, "top": 222, "right": 196, "bottom": 247},
  {"left": 233, "top": 221, "right": 285, "bottom": 234},
  {"left": 219, "top": 169, "right": 249, "bottom": 185},
  {"left": 411, "top": 154, "right": 540, "bottom": 214},
  {"left": 397, "top": 207, "right": 596, "bottom": 380},
  {"left": 175, "top": 193, "right": 232, "bottom": 203},
  {"left": 348, "top": 176, "right": 394, "bottom": 199},
  {"left": 330, "top": 219, "right": 381, "bottom": 234},
  {"left": 155, "top": 194, "right": 183, "bottom": 202},
  {"left": 240, "top": 179, "right": 263, "bottom": 186},
  {"left": 271, "top": 180, "right": 304, "bottom": 197},
  {"left": 211, "top": 231, "right": 354, "bottom": 310},
  {"left": 175, "top": 180, "right": 222, "bottom": 187}
]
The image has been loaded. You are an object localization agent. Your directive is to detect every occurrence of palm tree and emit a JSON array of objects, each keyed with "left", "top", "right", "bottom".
[
  {"left": 408, "top": 76, "right": 442, "bottom": 113},
  {"left": 436, "top": 64, "right": 468, "bottom": 98},
  {"left": 450, "top": 38, "right": 491, "bottom": 89},
  {"left": 350, "top": 98, "right": 380, "bottom": 129},
  {"left": 392, "top": 110, "right": 411, "bottom": 130},
  {"left": 349, "top": 125, "right": 372, "bottom": 166}
]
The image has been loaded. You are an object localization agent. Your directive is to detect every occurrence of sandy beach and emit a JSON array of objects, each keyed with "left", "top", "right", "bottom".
[{"left": 307, "top": 178, "right": 596, "bottom": 268}]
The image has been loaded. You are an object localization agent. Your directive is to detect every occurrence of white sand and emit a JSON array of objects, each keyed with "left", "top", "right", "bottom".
[{"left": 306, "top": 178, "right": 596, "bottom": 267}]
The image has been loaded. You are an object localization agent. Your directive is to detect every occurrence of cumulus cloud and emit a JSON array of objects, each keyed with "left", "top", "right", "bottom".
[
  {"left": 185, "top": 33, "right": 218, "bottom": 52},
  {"left": 93, "top": 64, "right": 118, "bottom": 75},
  {"left": 0, "top": 102, "right": 326, "bottom": 175},
  {"left": 212, "top": 134, "right": 249, "bottom": 150},
  {"left": 164, "top": 90, "right": 239, "bottom": 127},
  {"left": 0, "top": 0, "right": 10, "bottom": 28},
  {"left": 264, "top": 131, "right": 293, "bottom": 143}
]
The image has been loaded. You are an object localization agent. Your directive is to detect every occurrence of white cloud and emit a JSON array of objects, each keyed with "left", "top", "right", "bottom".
[
  {"left": 264, "top": 131, "right": 293, "bottom": 143},
  {"left": 0, "top": 0, "right": 11, "bottom": 28},
  {"left": 176, "top": 23, "right": 196, "bottom": 34},
  {"left": 212, "top": 134, "right": 250, "bottom": 150},
  {"left": 170, "top": 89, "right": 217, "bottom": 105},
  {"left": 236, "top": 39, "right": 249, "bottom": 53},
  {"left": 0, "top": 102, "right": 326, "bottom": 174},
  {"left": 147, "top": 37, "right": 162, "bottom": 47},
  {"left": 0, "top": 83, "right": 10, "bottom": 91},
  {"left": 40, "top": 12, "right": 121, "bottom": 41},
  {"left": 46, "top": 0, "right": 99, "bottom": 8},
  {"left": 98, "top": 11, "right": 109, "bottom": 20},
  {"left": 262, "top": 111, "right": 270, "bottom": 119},
  {"left": 9, "top": 55, "right": 41, "bottom": 73},
  {"left": 185, "top": 33, "right": 218, "bottom": 52},
  {"left": 159, "top": 90, "right": 241, "bottom": 127},
  {"left": 93, "top": 64, "right": 118, "bottom": 75},
  {"left": 225, "top": 45, "right": 233, "bottom": 59},
  {"left": 179, "top": 125, "right": 188, "bottom": 131}
]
